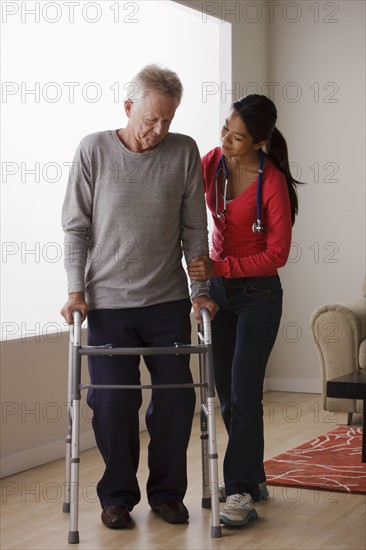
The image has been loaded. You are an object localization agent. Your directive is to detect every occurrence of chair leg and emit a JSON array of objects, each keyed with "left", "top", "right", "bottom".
[{"left": 347, "top": 412, "right": 353, "bottom": 425}]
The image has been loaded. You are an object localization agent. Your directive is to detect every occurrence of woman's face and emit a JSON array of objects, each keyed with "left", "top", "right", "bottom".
[{"left": 221, "top": 111, "right": 259, "bottom": 159}]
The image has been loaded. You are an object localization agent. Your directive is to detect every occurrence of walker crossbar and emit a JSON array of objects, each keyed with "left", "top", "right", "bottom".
[
  {"left": 81, "top": 383, "right": 206, "bottom": 390},
  {"left": 80, "top": 345, "right": 207, "bottom": 355},
  {"left": 63, "top": 308, "right": 222, "bottom": 543}
]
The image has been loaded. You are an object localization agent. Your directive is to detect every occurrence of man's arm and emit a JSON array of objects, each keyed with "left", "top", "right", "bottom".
[
  {"left": 60, "top": 142, "right": 92, "bottom": 324},
  {"left": 180, "top": 141, "right": 218, "bottom": 320}
]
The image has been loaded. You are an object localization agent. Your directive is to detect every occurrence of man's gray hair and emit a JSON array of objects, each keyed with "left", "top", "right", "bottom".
[{"left": 125, "top": 64, "right": 183, "bottom": 104}]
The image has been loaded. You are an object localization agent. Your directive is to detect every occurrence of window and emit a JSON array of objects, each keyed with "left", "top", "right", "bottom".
[{"left": 1, "top": 0, "right": 231, "bottom": 340}]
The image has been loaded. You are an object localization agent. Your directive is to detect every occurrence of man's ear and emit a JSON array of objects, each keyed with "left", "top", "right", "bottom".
[{"left": 124, "top": 100, "right": 133, "bottom": 118}]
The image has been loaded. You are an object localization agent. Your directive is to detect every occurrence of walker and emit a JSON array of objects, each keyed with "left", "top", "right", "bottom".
[{"left": 62, "top": 308, "right": 222, "bottom": 542}]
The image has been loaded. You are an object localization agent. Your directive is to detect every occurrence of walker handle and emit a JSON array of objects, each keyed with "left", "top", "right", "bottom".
[
  {"left": 71, "top": 310, "right": 82, "bottom": 323},
  {"left": 199, "top": 307, "right": 212, "bottom": 345},
  {"left": 70, "top": 310, "right": 82, "bottom": 346}
]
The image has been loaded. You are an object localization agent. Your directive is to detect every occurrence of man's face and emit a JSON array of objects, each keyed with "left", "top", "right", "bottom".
[{"left": 125, "top": 92, "right": 179, "bottom": 151}]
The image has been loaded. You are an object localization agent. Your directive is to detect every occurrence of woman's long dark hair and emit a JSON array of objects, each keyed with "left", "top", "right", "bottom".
[{"left": 233, "top": 94, "right": 301, "bottom": 225}]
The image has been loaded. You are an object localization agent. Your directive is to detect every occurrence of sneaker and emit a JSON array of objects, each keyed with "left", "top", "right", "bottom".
[
  {"left": 218, "top": 482, "right": 269, "bottom": 502},
  {"left": 218, "top": 483, "right": 226, "bottom": 502},
  {"left": 258, "top": 481, "right": 269, "bottom": 501},
  {"left": 220, "top": 493, "right": 258, "bottom": 527}
]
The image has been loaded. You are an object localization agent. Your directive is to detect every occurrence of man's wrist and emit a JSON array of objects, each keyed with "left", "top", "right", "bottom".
[{"left": 69, "top": 292, "right": 85, "bottom": 300}]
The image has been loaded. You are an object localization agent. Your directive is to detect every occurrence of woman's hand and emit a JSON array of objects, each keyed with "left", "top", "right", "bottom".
[{"left": 188, "top": 255, "right": 215, "bottom": 281}]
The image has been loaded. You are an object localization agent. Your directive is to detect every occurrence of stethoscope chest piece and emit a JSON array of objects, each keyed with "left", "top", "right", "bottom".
[
  {"left": 252, "top": 220, "right": 265, "bottom": 233},
  {"left": 252, "top": 149, "right": 265, "bottom": 233}
]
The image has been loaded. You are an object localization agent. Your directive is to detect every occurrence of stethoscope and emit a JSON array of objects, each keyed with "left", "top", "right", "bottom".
[{"left": 214, "top": 148, "right": 265, "bottom": 233}]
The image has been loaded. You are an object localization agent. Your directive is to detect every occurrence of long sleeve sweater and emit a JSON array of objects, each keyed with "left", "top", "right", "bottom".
[
  {"left": 62, "top": 130, "right": 209, "bottom": 309},
  {"left": 202, "top": 147, "right": 292, "bottom": 278}
]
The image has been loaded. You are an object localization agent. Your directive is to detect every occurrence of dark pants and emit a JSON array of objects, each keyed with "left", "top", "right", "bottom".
[
  {"left": 86, "top": 299, "right": 196, "bottom": 510},
  {"left": 208, "top": 276, "right": 283, "bottom": 500}
]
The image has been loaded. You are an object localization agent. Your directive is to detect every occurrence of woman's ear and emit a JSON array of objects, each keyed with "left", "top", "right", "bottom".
[{"left": 254, "top": 140, "right": 269, "bottom": 150}]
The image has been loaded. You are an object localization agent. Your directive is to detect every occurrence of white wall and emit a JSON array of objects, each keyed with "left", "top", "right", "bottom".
[
  {"left": 265, "top": 0, "right": 365, "bottom": 391},
  {"left": 0, "top": 0, "right": 231, "bottom": 477},
  {"left": 0, "top": 0, "right": 223, "bottom": 340},
  {"left": 1, "top": 0, "right": 365, "bottom": 477},
  {"left": 177, "top": 0, "right": 365, "bottom": 392}
]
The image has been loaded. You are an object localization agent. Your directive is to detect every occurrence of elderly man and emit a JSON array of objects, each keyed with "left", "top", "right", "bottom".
[{"left": 60, "top": 65, "right": 217, "bottom": 529}]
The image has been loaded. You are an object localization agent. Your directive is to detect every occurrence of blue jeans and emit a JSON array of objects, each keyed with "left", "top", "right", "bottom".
[
  {"left": 208, "top": 275, "right": 283, "bottom": 500},
  {"left": 86, "top": 299, "right": 195, "bottom": 510}
]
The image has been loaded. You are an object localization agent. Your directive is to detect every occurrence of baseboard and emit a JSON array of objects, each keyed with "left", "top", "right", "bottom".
[
  {"left": 1, "top": 401, "right": 204, "bottom": 479},
  {"left": 265, "top": 377, "right": 322, "bottom": 394},
  {"left": 0, "top": 429, "right": 96, "bottom": 479}
]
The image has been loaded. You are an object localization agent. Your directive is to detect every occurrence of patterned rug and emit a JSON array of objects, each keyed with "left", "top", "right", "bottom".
[{"left": 264, "top": 426, "right": 366, "bottom": 494}]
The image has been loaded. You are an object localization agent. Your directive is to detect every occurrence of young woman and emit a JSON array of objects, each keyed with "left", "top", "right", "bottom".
[{"left": 188, "top": 94, "right": 300, "bottom": 527}]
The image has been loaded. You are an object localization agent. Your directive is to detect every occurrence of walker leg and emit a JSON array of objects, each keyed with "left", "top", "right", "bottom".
[
  {"left": 199, "top": 309, "right": 222, "bottom": 538},
  {"left": 199, "top": 346, "right": 212, "bottom": 509},
  {"left": 63, "top": 431, "right": 71, "bottom": 514},
  {"left": 68, "top": 400, "right": 80, "bottom": 542},
  {"left": 200, "top": 409, "right": 211, "bottom": 509},
  {"left": 63, "top": 333, "right": 73, "bottom": 513},
  {"left": 67, "top": 312, "right": 82, "bottom": 544},
  {"left": 206, "top": 396, "right": 222, "bottom": 537}
]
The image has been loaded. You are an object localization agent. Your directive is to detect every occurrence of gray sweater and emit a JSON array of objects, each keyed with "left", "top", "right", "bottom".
[{"left": 62, "top": 130, "right": 209, "bottom": 310}]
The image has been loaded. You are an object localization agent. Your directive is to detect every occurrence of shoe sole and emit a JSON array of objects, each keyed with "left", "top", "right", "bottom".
[
  {"left": 219, "top": 508, "right": 258, "bottom": 527},
  {"left": 102, "top": 516, "right": 133, "bottom": 529},
  {"left": 151, "top": 506, "right": 188, "bottom": 524},
  {"left": 252, "top": 487, "right": 270, "bottom": 502},
  {"left": 105, "top": 519, "right": 132, "bottom": 529}
]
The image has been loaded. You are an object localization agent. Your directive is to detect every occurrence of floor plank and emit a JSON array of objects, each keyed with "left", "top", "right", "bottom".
[{"left": 1, "top": 392, "right": 365, "bottom": 550}]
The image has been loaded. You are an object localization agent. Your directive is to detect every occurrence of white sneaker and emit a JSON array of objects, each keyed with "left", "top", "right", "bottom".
[
  {"left": 218, "top": 483, "right": 226, "bottom": 502},
  {"left": 258, "top": 481, "right": 269, "bottom": 501},
  {"left": 219, "top": 482, "right": 269, "bottom": 502},
  {"left": 220, "top": 493, "right": 258, "bottom": 527}
]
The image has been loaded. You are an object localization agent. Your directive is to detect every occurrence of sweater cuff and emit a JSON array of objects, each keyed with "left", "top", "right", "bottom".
[{"left": 190, "top": 280, "right": 209, "bottom": 298}]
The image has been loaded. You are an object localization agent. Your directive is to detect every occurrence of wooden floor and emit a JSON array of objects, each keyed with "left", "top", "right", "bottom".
[{"left": 1, "top": 392, "right": 365, "bottom": 550}]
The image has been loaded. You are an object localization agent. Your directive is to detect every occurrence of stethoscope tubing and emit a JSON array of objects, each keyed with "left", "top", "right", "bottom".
[{"left": 214, "top": 149, "right": 265, "bottom": 233}]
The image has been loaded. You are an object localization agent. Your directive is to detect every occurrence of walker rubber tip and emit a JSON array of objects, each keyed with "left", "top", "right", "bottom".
[
  {"left": 201, "top": 497, "right": 211, "bottom": 509},
  {"left": 211, "top": 525, "right": 223, "bottom": 538},
  {"left": 68, "top": 531, "right": 79, "bottom": 544}
]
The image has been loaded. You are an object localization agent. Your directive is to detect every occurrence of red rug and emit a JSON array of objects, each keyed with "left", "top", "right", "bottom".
[{"left": 264, "top": 426, "right": 366, "bottom": 494}]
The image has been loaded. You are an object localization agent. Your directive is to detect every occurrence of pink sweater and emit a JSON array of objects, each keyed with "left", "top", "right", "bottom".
[{"left": 202, "top": 147, "right": 292, "bottom": 278}]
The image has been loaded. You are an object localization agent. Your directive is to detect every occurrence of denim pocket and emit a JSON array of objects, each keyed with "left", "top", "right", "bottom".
[{"left": 245, "top": 283, "right": 278, "bottom": 298}]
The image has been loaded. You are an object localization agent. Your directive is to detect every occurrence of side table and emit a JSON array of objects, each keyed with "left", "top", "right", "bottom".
[{"left": 327, "top": 370, "right": 366, "bottom": 463}]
